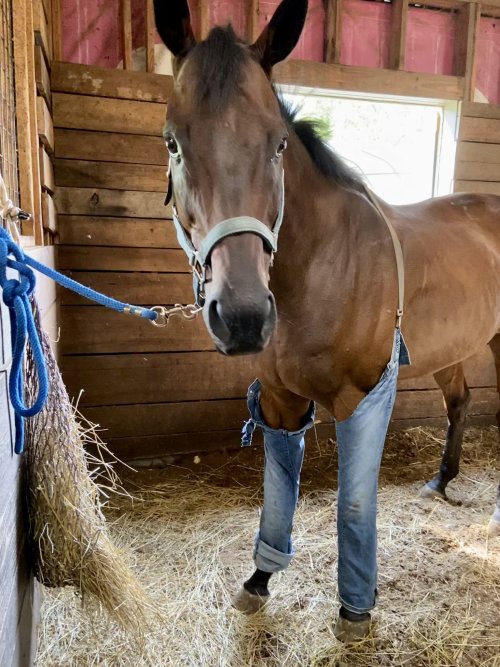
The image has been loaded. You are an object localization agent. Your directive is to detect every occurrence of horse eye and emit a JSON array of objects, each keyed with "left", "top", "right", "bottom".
[
  {"left": 275, "top": 137, "right": 287, "bottom": 158},
  {"left": 166, "top": 135, "right": 179, "bottom": 156}
]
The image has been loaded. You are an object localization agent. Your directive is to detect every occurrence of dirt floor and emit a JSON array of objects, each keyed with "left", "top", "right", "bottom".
[{"left": 35, "top": 426, "right": 500, "bottom": 666}]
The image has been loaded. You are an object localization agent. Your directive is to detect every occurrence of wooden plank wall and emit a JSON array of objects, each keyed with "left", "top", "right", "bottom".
[
  {"left": 454, "top": 102, "right": 500, "bottom": 195},
  {"left": 53, "top": 63, "right": 497, "bottom": 463}
]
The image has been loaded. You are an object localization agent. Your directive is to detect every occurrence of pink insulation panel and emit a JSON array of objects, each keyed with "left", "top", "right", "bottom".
[
  {"left": 61, "top": 0, "right": 500, "bottom": 103},
  {"left": 476, "top": 17, "right": 500, "bottom": 104}
]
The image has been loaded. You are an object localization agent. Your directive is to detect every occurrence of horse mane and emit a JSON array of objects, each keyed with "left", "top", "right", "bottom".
[
  {"left": 278, "top": 98, "right": 365, "bottom": 190},
  {"left": 191, "top": 26, "right": 364, "bottom": 189}
]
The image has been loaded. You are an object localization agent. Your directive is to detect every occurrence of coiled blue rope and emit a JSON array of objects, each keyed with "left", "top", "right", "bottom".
[{"left": 0, "top": 227, "right": 159, "bottom": 454}]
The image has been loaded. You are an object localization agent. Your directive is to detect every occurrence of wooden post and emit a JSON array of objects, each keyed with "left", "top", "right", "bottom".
[
  {"left": 247, "top": 0, "right": 259, "bottom": 42},
  {"left": 146, "top": 0, "right": 155, "bottom": 72},
  {"left": 389, "top": 0, "right": 409, "bottom": 70},
  {"left": 325, "top": 0, "right": 343, "bottom": 65},
  {"left": 12, "top": 0, "right": 36, "bottom": 240},
  {"left": 52, "top": 0, "right": 63, "bottom": 60},
  {"left": 199, "top": 0, "right": 210, "bottom": 40},
  {"left": 121, "top": 0, "right": 133, "bottom": 70},
  {"left": 455, "top": 1, "right": 481, "bottom": 101}
]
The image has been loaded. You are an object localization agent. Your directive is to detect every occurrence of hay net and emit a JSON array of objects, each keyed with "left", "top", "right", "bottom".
[{"left": 23, "top": 302, "right": 151, "bottom": 633}]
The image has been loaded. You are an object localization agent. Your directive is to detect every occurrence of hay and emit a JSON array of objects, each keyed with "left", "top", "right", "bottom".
[
  {"left": 25, "top": 307, "right": 152, "bottom": 635},
  {"left": 35, "top": 427, "right": 500, "bottom": 666}
]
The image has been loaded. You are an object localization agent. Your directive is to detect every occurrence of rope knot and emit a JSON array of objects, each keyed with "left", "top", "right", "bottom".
[{"left": 2, "top": 277, "right": 26, "bottom": 306}]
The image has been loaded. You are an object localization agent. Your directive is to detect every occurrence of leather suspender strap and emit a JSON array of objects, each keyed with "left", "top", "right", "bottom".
[{"left": 364, "top": 186, "right": 405, "bottom": 329}]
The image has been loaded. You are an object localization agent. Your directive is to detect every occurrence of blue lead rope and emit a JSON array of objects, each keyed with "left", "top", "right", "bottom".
[{"left": 0, "top": 228, "right": 160, "bottom": 454}]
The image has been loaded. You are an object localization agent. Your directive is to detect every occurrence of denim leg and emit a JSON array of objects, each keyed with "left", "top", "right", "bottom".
[
  {"left": 241, "top": 380, "right": 315, "bottom": 573},
  {"left": 335, "top": 330, "right": 406, "bottom": 614}
]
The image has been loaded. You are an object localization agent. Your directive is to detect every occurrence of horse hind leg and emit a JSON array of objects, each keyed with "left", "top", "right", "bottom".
[
  {"left": 420, "top": 363, "right": 471, "bottom": 500},
  {"left": 487, "top": 334, "right": 500, "bottom": 536}
]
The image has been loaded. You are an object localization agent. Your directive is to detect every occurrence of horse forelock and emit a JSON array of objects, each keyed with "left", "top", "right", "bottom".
[{"left": 187, "top": 26, "right": 250, "bottom": 113}]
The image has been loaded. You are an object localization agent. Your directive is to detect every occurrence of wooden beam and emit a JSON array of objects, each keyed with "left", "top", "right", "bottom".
[
  {"left": 389, "top": 0, "right": 409, "bottom": 70},
  {"left": 51, "top": 62, "right": 173, "bottom": 102},
  {"left": 246, "top": 0, "right": 260, "bottom": 42},
  {"left": 454, "top": 2, "right": 480, "bottom": 101},
  {"left": 57, "top": 246, "right": 185, "bottom": 271},
  {"left": 36, "top": 96, "right": 54, "bottom": 153},
  {"left": 120, "top": 0, "right": 133, "bottom": 71},
  {"left": 12, "top": 0, "right": 36, "bottom": 236},
  {"left": 55, "top": 186, "right": 170, "bottom": 218},
  {"left": 146, "top": 0, "right": 156, "bottom": 72},
  {"left": 325, "top": 0, "right": 343, "bottom": 65},
  {"left": 52, "top": 0, "right": 63, "bottom": 61},
  {"left": 199, "top": 0, "right": 210, "bottom": 40},
  {"left": 274, "top": 60, "right": 464, "bottom": 100},
  {"left": 54, "top": 159, "right": 168, "bottom": 192},
  {"left": 54, "top": 129, "right": 167, "bottom": 165},
  {"left": 35, "top": 44, "right": 51, "bottom": 107}
]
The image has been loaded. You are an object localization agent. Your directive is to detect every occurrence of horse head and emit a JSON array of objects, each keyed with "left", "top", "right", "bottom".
[{"left": 154, "top": 0, "right": 308, "bottom": 355}]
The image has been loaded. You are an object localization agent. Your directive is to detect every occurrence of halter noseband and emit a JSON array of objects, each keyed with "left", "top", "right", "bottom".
[{"left": 167, "top": 170, "right": 285, "bottom": 306}]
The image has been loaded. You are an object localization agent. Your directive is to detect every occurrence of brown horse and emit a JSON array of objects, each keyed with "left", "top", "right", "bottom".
[{"left": 153, "top": 0, "right": 500, "bottom": 642}]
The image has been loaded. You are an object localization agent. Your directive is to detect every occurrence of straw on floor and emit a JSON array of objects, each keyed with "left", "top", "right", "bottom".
[{"left": 35, "top": 426, "right": 500, "bottom": 667}]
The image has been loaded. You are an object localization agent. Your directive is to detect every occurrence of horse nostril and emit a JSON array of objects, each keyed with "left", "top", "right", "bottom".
[{"left": 208, "top": 298, "right": 231, "bottom": 343}]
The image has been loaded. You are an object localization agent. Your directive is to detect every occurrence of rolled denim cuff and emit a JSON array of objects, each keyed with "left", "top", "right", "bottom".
[
  {"left": 253, "top": 534, "right": 294, "bottom": 572},
  {"left": 339, "top": 595, "right": 377, "bottom": 615}
]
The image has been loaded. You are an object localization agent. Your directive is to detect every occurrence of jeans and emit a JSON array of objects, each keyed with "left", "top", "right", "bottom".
[{"left": 241, "top": 329, "right": 410, "bottom": 613}]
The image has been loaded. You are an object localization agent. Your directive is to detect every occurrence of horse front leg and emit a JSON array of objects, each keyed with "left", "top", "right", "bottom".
[
  {"left": 232, "top": 379, "right": 314, "bottom": 613},
  {"left": 333, "top": 329, "right": 404, "bottom": 642}
]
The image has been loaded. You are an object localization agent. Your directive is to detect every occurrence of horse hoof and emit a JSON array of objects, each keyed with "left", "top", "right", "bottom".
[
  {"left": 231, "top": 587, "right": 270, "bottom": 614},
  {"left": 418, "top": 483, "right": 446, "bottom": 500},
  {"left": 334, "top": 615, "right": 371, "bottom": 643},
  {"left": 487, "top": 518, "right": 500, "bottom": 537}
]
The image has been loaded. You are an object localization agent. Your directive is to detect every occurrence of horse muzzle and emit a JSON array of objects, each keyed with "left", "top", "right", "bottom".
[{"left": 204, "top": 288, "right": 277, "bottom": 355}]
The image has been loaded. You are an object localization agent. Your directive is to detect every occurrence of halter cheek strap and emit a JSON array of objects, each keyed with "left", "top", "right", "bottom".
[{"left": 170, "top": 170, "right": 285, "bottom": 306}]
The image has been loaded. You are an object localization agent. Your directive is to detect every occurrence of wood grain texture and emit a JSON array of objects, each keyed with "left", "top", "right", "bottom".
[
  {"left": 455, "top": 141, "right": 500, "bottom": 164},
  {"left": 60, "top": 307, "right": 212, "bottom": 354},
  {"left": 58, "top": 272, "right": 192, "bottom": 306},
  {"left": 454, "top": 161, "right": 500, "bottom": 181},
  {"left": 34, "top": 43, "right": 51, "bottom": 106},
  {"left": 459, "top": 117, "right": 500, "bottom": 143},
  {"left": 39, "top": 146, "right": 55, "bottom": 193},
  {"left": 51, "top": 62, "right": 173, "bottom": 102},
  {"left": 53, "top": 93, "right": 166, "bottom": 135},
  {"left": 55, "top": 187, "right": 170, "bottom": 218},
  {"left": 389, "top": 0, "right": 408, "bottom": 70},
  {"left": 57, "top": 216, "right": 176, "bottom": 248},
  {"left": 274, "top": 60, "right": 464, "bottom": 100},
  {"left": 57, "top": 246, "right": 187, "bottom": 272},
  {"left": 62, "top": 352, "right": 256, "bottom": 406},
  {"left": 454, "top": 180, "right": 500, "bottom": 194},
  {"left": 55, "top": 129, "right": 167, "bottom": 165},
  {"left": 54, "top": 159, "right": 168, "bottom": 192},
  {"left": 461, "top": 102, "right": 500, "bottom": 120},
  {"left": 36, "top": 95, "right": 54, "bottom": 154}
]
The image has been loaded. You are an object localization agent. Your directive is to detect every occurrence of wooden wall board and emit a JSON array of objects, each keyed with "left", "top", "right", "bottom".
[
  {"left": 54, "top": 159, "right": 168, "bottom": 192},
  {"left": 461, "top": 101, "right": 500, "bottom": 119},
  {"left": 455, "top": 141, "right": 500, "bottom": 164},
  {"left": 74, "top": 399, "right": 249, "bottom": 434},
  {"left": 55, "top": 129, "right": 167, "bottom": 165},
  {"left": 458, "top": 116, "right": 500, "bottom": 143},
  {"left": 55, "top": 187, "right": 170, "bottom": 218},
  {"left": 36, "top": 95, "right": 54, "bottom": 153},
  {"left": 57, "top": 216, "right": 176, "bottom": 247},
  {"left": 34, "top": 43, "right": 51, "bottom": 106},
  {"left": 58, "top": 272, "right": 192, "bottom": 306},
  {"left": 41, "top": 191, "right": 57, "bottom": 232},
  {"left": 274, "top": 60, "right": 464, "bottom": 100},
  {"left": 53, "top": 93, "right": 166, "bottom": 135},
  {"left": 60, "top": 307, "right": 212, "bottom": 354},
  {"left": 62, "top": 352, "right": 255, "bottom": 406},
  {"left": 454, "top": 161, "right": 500, "bottom": 181},
  {"left": 39, "top": 146, "right": 55, "bottom": 193},
  {"left": 57, "top": 246, "right": 187, "bottom": 272},
  {"left": 454, "top": 180, "right": 500, "bottom": 194},
  {"left": 51, "top": 62, "right": 173, "bottom": 102}
]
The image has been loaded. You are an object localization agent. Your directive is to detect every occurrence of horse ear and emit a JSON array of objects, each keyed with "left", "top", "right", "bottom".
[
  {"left": 250, "top": 0, "right": 308, "bottom": 74},
  {"left": 153, "top": 0, "right": 196, "bottom": 59}
]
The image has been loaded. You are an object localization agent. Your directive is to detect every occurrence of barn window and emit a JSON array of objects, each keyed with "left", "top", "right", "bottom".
[{"left": 283, "top": 90, "right": 458, "bottom": 205}]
